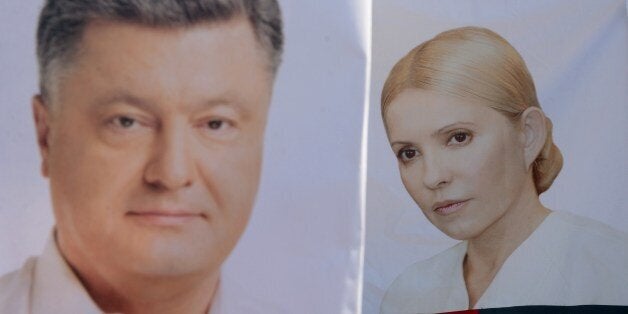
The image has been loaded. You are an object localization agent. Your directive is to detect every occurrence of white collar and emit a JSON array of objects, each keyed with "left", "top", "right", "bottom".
[{"left": 31, "top": 234, "right": 102, "bottom": 314}]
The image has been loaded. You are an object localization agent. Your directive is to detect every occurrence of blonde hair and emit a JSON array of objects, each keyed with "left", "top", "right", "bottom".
[{"left": 381, "top": 26, "right": 562, "bottom": 194}]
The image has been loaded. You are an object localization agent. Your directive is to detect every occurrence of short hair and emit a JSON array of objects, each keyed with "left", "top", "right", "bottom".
[
  {"left": 36, "top": 0, "right": 284, "bottom": 101},
  {"left": 381, "top": 26, "right": 562, "bottom": 194}
]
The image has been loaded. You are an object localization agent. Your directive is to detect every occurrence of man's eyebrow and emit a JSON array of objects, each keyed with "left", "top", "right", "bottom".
[
  {"left": 93, "top": 91, "right": 154, "bottom": 111},
  {"left": 432, "top": 122, "right": 476, "bottom": 137},
  {"left": 92, "top": 91, "right": 251, "bottom": 118},
  {"left": 193, "top": 97, "right": 251, "bottom": 119}
]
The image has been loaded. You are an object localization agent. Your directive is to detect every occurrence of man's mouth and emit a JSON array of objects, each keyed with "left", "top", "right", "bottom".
[{"left": 127, "top": 209, "right": 205, "bottom": 226}]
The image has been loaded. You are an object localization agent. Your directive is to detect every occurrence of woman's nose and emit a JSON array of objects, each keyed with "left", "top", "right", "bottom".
[{"left": 421, "top": 153, "right": 451, "bottom": 190}]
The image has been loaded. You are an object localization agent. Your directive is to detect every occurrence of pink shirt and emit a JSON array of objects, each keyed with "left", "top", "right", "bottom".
[{"left": 0, "top": 234, "right": 282, "bottom": 313}]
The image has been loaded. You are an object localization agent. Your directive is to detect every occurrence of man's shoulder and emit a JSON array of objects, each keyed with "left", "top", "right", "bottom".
[{"left": 0, "top": 256, "right": 37, "bottom": 313}]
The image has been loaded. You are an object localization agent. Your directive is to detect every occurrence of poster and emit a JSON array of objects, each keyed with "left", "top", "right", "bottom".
[{"left": 1, "top": 0, "right": 626, "bottom": 313}]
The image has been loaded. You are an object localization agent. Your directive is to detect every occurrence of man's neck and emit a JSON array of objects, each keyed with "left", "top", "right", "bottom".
[
  {"left": 86, "top": 270, "right": 219, "bottom": 314},
  {"left": 55, "top": 233, "right": 220, "bottom": 314}
]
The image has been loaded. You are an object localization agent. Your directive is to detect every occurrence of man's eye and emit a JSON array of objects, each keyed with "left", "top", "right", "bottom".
[
  {"left": 207, "top": 120, "right": 225, "bottom": 130},
  {"left": 448, "top": 131, "right": 471, "bottom": 145},
  {"left": 204, "top": 118, "right": 236, "bottom": 132},
  {"left": 112, "top": 116, "right": 136, "bottom": 128},
  {"left": 199, "top": 118, "right": 238, "bottom": 141}
]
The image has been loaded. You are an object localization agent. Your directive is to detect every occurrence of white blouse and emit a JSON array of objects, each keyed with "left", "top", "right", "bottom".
[{"left": 381, "top": 211, "right": 628, "bottom": 313}]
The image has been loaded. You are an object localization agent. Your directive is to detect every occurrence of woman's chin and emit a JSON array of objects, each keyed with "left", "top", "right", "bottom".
[
  {"left": 441, "top": 229, "right": 474, "bottom": 241},
  {"left": 432, "top": 218, "right": 485, "bottom": 241}
]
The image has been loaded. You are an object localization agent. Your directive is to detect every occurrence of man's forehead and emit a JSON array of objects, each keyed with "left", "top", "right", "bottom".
[
  {"left": 49, "top": 16, "right": 273, "bottom": 107},
  {"left": 80, "top": 15, "right": 255, "bottom": 50},
  {"left": 78, "top": 15, "right": 269, "bottom": 65}
]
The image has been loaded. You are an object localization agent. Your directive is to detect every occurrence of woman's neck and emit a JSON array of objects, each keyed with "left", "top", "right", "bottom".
[{"left": 464, "top": 184, "right": 550, "bottom": 308}]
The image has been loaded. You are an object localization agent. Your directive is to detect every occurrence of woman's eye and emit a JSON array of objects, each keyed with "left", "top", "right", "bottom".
[
  {"left": 448, "top": 131, "right": 471, "bottom": 145},
  {"left": 397, "top": 148, "right": 419, "bottom": 161},
  {"left": 454, "top": 133, "right": 466, "bottom": 142}
]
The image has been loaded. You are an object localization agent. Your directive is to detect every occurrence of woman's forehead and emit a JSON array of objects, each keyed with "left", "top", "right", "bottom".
[
  {"left": 386, "top": 89, "right": 490, "bottom": 122},
  {"left": 384, "top": 89, "right": 509, "bottom": 139}
]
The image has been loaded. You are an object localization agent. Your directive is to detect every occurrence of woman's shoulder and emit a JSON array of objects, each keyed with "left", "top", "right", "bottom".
[
  {"left": 548, "top": 211, "right": 628, "bottom": 248},
  {"left": 540, "top": 211, "right": 628, "bottom": 269},
  {"left": 536, "top": 211, "right": 628, "bottom": 303},
  {"left": 392, "top": 241, "right": 466, "bottom": 282},
  {"left": 381, "top": 242, "right": 467, "bottom": 313}
]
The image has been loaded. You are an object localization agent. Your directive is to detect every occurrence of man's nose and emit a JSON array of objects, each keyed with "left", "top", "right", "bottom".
[
  {"left": 421, "top": 153, "right": 451, "bottom": 190},
  {"left": 144, "top": 122, "right": 195, "bottom": 190}
]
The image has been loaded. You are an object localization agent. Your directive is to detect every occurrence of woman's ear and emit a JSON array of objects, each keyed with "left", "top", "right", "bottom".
[
  {"left": 32, "top": 95, "right": 51, "bottom": 177},
  {"left": 520, "top": 107, "right": 547, "bottom": 170}
]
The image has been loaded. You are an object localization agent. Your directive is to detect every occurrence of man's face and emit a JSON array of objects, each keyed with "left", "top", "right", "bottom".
[{"left": 35, "top": 17, "right": 273, "bottom": 277}]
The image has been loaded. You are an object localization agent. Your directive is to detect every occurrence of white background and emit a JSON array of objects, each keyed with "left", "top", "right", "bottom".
[
  {"left": 364, "top": 0, "right": 628, "bottom": 313},
  {"left": 0, "top": 1, "right": 368, "bottom": 313}
]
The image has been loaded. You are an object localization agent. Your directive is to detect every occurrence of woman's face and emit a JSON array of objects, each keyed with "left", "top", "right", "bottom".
[{"left": 384, "top": 88, "right": 530, "bottom": 240}]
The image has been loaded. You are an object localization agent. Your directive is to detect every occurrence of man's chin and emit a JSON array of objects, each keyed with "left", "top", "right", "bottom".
[
  {"left": 109, "top": 227, "right": 225, "bottom": 278},
  {"left": 120, "top": 244, "right": 222, "bottom": 278}
]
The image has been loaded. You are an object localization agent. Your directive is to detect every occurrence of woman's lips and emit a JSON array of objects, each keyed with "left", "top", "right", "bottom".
[{"left": 433, "top": 200, "right": 469, "bottom": 216}]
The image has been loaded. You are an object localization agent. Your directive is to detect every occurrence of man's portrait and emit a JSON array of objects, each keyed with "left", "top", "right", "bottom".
[
  {"left": 3, "top": 0, "right": 282, "bottom": 312},
  {"left": 0, "top": 0, "right": 367, "bottom": 313}
]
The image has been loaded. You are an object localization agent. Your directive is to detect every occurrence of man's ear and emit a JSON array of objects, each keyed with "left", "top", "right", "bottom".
[
  {"left": 32, "top": 95, "right": 51, "bottom": 177},
  {"left": 520, "top": 106, "right": 547, "bottom": 169}
]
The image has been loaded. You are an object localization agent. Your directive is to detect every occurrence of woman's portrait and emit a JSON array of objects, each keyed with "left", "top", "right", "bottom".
[
  {"left": 364, "top": 1, "right": 628, "bottom": 313},
  {"left": 380, "top": 26, "right": 627, "bottom": 313}
]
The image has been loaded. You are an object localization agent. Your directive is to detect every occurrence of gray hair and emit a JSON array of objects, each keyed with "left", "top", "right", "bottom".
[{"left": 36, "top": 0, "right": 284, "bottom": 101}]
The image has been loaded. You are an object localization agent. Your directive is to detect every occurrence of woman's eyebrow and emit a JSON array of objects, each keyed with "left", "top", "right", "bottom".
[
  {"left": 390, "top": 140, "right": 413, "bottom": 147},
  {"left": 432, "top": 122, "right": 476, "bottom": 137}
]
